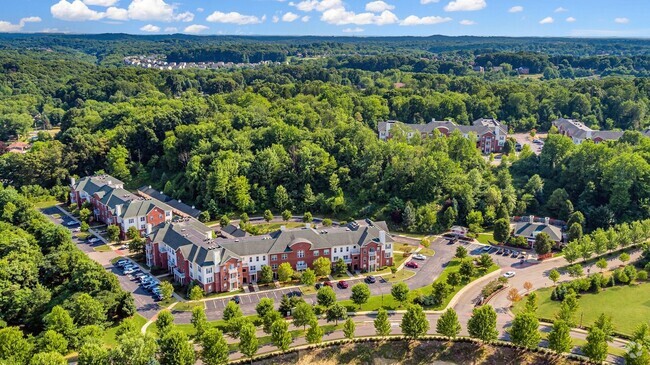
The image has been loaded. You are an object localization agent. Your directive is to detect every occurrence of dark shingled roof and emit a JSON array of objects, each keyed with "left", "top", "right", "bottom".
[{"left": 137, "top": 186, "right": 201, "bottom": 218}]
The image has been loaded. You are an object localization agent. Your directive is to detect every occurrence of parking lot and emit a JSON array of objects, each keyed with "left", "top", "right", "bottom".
[{"left": 41, "top": 205, "right": 162, "bottom": 319}]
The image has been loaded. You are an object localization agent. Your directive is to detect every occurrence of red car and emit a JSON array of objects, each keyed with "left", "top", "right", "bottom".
[
  {"left": 323, "top": 281, "right": 333, "bottom": 287},
  {"left": 405, "top": 261, "right": 419, "bottom": 269},
  {"left": 337, "top": 280, "right": 349, "bottom": 289}
]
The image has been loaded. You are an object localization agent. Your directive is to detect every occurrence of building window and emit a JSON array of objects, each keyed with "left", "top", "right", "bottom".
[
  {"left": 250, "top": 266, "right": 256, "bottom": 272},
  {"left": 314, "top": 250, "right": 319, "bottom": 256},
  {"left": 334, "top": 248, "right": 337, "bottom": 253},
  {"left": 128, "top": 218, "right": 135, "bottom": 224},
  {"left": 281, "top": 254, "right": 288, "bottom": 260},
  {"left": 140, "top": 217, "right": 145, "bottom": 222},
  {"left": 256, "top": 256, "right": 259, "bottom": 262},
  {"left": 297, "top": 250, "right": 305, "bottom": 258},
  {"left": 343, "top": 255, "right": 349, "bottom": 260},
  {"left": 271, "top": 255, "right": 277, "bottom": 261},
  {"left": 159, "top": 214, "right": 162, "bottom": 219},
  {"left": 324, "top": 249, "right": 330, "bottom": 255},
  {"left": 385, "top": 244, "right": 391, "bottom": 249},
  {"left": 272, "top": 264, "right": 278, "bottom": 270},
  {"left": 207, "top": 276, "right": 213, "bottom": 283},
  {"left": 249, "top": 257, "right": 253, "bottom": 263},
  {"left": 346, "top": 247, "right": 349, "bottom": 252},
  {"left": 206, "top": 267, "right": 213, "bottom": 274}
]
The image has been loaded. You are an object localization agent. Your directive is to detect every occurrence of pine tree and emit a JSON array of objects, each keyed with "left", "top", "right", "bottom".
[
  {"left": 343, "top": 318, "right": 355, "bottom": 339},
  {"left": 436, "top": 308, "right": 461, "bottom": 338}
]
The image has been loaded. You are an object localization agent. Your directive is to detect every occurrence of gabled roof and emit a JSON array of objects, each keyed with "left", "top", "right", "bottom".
[
  {"left": 137, "top": 186, "right": 201, "bottom": 218},
  {"left": 512, "top": 221, "right": 563, "bottom": 242},
  {"left": 119, "top": 199, "right": 173, "bottom": 219},
  {"left": 73, "top": 174, "right": 124, "bottom": 195}
]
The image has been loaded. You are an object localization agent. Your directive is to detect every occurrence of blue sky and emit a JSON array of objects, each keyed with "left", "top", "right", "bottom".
[{"left": 0, "top": 0, "right": 648, "bottom": 37}]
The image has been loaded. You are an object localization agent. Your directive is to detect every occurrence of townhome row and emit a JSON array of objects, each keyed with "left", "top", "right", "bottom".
[
  {"left": 146, "top": 218, "right": 395, "bottom": 294},
  {"left": 377, "top": 118, "right": 507, "bottom": 154},
  {"left": 70, "top": 175, "right": 174, "bottom": 239},
  {"left": 552, "top": 118, "right": 629, "bottom": 144}
]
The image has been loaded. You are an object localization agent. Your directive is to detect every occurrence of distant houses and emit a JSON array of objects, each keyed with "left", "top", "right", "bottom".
[
  {"left": 377, "top": 118, "right": 508, "bottom": 154},
  {"left": 552, "top": 118, "right": 638, "bottom": 144},
  {"left": 511, "top": 215, "right": 565, "bottom": 247}
]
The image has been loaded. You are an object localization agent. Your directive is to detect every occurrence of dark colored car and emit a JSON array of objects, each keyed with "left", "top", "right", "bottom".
[
  {"left": 315, "top": 283, "right": 322, "bottom": 290},
  {"left": 323, "top": 281, "right": 333, "bottom": 287},
  {"left": 337, "top": 280, "right": 349, "bottom": 289},
  {"left": 231, "top": 295, "right": 241, "bottom": 304},
  {"left": 287, "top": 290, "right": 302, "bottom": 298},
  {"left": 365, "top": 275, "right": 377, "bottom": 284},
  {"left": 153, "top": 293, "right": 164, "bottom": 301},
  {"left": 405, "top": 261, "right": 419, "bottom": 269}
]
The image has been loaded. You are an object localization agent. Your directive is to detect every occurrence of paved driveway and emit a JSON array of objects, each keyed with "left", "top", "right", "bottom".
[{"left": 41, "top": 206, "right": 161, "bottom": 319}]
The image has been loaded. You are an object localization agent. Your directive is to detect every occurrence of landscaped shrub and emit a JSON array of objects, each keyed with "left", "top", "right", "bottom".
[{"left": 637, "top": 270, "right": 648, "bottom": 281}]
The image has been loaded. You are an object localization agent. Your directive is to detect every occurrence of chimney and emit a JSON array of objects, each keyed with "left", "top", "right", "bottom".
[
  {"left": 178, "top": 199, "right": 182, "bottom": 203},
  {"left": 529, "top": 215, "right": 535, "bottom": 223},
  {"left": 280, "top": 225, "right": 286, "bottom": 231},
  {"left": 70, "top": 177, "right": 76, "bottom": 186},
  {"left": 206, "top": 230, "right": 213, "bottom": 239},
  {"left": 116, "top": 204, "right": 123, "bottom": 217},
  {"left": 146, "top": 223, "right": 152, "bottom": 235},
  {"left": 379, "top": 230, "right": 386, "bottom": 244},
  {"left": 544, "top": 217, "right": 550, "bottom": 225},
  {"left": 107, "top": 180, "right": 112, "bottom": 186},
  {"left": 191, "top": 205, "right": 195, "bottom": 209}
]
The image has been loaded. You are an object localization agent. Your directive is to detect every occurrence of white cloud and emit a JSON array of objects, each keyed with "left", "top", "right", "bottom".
[
  {"left": 272, "top": 15, "right": 280, "bottom": 23},
  {"left": 183, "top": 24, "right": 208, "bottom": 33},
  {"left": 508, "top": 6, "right": 523, "bottom": 13},
  {"left": 105, "top": 7, "right": 129, "bottom": 20},
  {"left": 566, "top": 17, "right": 576, "bottom": 23},
  {"left": 292, "top": 0, "right": 342, "bottom": 12},
  {"left": 342, "top": 27, "right": 364, "bottom": 33},
  {"left": 301, "top": 16, "right": 310, "bottom": 22},
  {"left": 539, "top": 16, "right": 554, "bottom": 24},
  {"left": 444, "top": 0, "right": 486, "bottom": 12},
  {"left": 615, "top": 17, "right": 629, "bottom": 24},
  {"left": 420, "top": 0, "right": 440, "bottom": 3},
  {"left": 196, "top": 8, "right": 204, "bottom": 13},
  {"left": 0, "top": 16, "right": 41, "bottom": 32},
  {"left": 175, "top": 11, "right": 194, "bottom": 22},
  {"left": 322, "top": 8, "right": 398, "bottom": 25},
  {"left": 164, "top": 26, "right": 177, "bottom": 32},
  {"left": 554, "top": 7, "right": 568, "bottom": 13},
  {"left": 282, "top": 12, "right": 300, "bottom": 22},
  {"left": 140, "top": 24, "right": 160, "bottom": 32},
  {"left": 51, "top": 0, "right": 105, "bottom": 21},
  {"left": 206, "top": 11, "right": 264, "bottom": 25},
  {"left": 459, "top": 19, "right": 475, "bottom": 25},
  {"left": 400, "top": 15, "right": 452, "bottom": 25},
  {"left": 82, "top": 0, "right": 117, "bottom": 5},
  {"left": 365, "top": 1, "right": 394, "bottom": 12},
  {"left": 127, "top": 0, "right": 180, "bottom": 21}
]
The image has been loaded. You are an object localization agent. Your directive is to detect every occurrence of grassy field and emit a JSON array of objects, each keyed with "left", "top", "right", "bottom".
[
  {"left": 93, "top": 244, "right": 112, "bottom": 252},
  {"left": 386, "top": 269, "right": 416, "bottom": 282},
  {"left": 419, "top": 248, "right": 435, "bottom": 256},
  {"left": 173, "top": 301, "right": 204, "bottom": 312},
  {"left": 146, "top": 315, "right": 260, "bottom": 338},
  {"left": 513, "top": 283, "right": 650, "bottom": 336},
  {"left": 102, "top": 314, "right": 148, "bottom": 347},
  {"left": 475, "top": 231, "right": 495, "bottom": 244},
  {"left": 33, "top": 199, "right": 60, "bottom": 209},
  {"left": 251, "top": 222, "right": 305, "bottom": 234}
]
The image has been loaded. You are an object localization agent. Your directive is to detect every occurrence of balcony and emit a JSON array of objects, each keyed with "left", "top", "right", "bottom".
[{"left": 173, "top": 268, "right": 185, "bottom": 278}]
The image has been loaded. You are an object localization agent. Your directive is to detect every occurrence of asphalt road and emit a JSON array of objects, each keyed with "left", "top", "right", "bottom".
[{"left": 41, "top": 206, "right": 162, "bottom": 319}]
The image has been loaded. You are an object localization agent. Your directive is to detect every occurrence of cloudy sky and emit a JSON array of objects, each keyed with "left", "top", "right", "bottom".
[{"left": 0, "top": 0, "right": 647, "bottom": 37}]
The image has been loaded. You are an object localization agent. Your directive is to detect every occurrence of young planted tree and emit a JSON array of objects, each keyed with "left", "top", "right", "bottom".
[
  {"left": 523, "top": 292, "right": 538, "bottom": 314},
  {"left": 238, "top": 322, "right": 259, "bottom": 360},
  {"left": 343, "top": 318, "right": 356, "bottom": 339},
  {"left": 547, "top": 320, "right": 572, "bottom": 354},
  {"left": 509, "top": 312, "right": 541, "bottom": 349},
  {"left": 306, "top": 319, "right": 324, "bottom": 344},
  {"left": 467, "top": 305, "right": 499, "bottom": 343},
  {"left": 507, "top": 288, "right": 522, "bottom": 306},
  {"left": 300, "top": 268, "right": 316, "bottom": 286},
  {"left": 317, "top": 286, "right": 337, "bottom": 307},
  {"left": 374, "top": 308, "right": 391, "bottom": 336},
  {"left": 191, "top": 306, "right": 208, "bottom": 340},
  {"left": 313, "top": 257, "right": 332, "bottom": 278},
  {"left": 455, "top": 246, "right": 468, "bottom": 259},
  {"left": 262, "top": 310, "right": 283, "bottom": 334},
  {"left": 189, "top": 286, "right": 204, "bottom": 301},
  {"left": 292, "top": 302, "right": 316, "bottom": 330},
  {"left": 160, "top": 281, "right": 174, "bottom": 301},
  {"left": 400, "top": 304, "right": 429, "bottom": 339},
  {"left": 219, "top": 215, "right": 230, "bottom": 228},
  {"left": 391, "top": 282, "right": 410, "bottom": 307},
  {"left": 159, "top": 330, "right": 195, "bottom": 365},
  {"left": 281, "top": 209, "right": 292, "bottom": 222},
  {"left": 523, "top": 281, "right": 533, "bottom": 293},
  {"left": 263, "top": 209, "right": 273, "bottom": 223},
  {"left": 277, "top": 262, "right": 294, "bottom": 283},
  {"left": 582, "top": 327, "right": 608, "bottom": 363},
  {"left": 351, "top": 283, "right": 371, "bottom": 306},
  {"left": 155, "top": 310, "right": 175, "bottom": 338},
  {"left": 107, "top": 225, "right": 120, "bottom": 242},
  {"left": 334, "top": 258, "right": 347, "bottom": 276},
  {"left": 258, "top": 265, "right": 274, "bottom": 284},
  {"left": 255, "top": 298, "right": 274, "bottom": 318},
  {"left": 326, "top": 303, "right": 348, "bottom": 325},
  {"left": 596, "top": 258, "right": 608, "bottom": 272},
  {"left": 270, "top": 319, "right": 292, "bottom": 352},
  {"left": 436, "top": 308, "right": 461, "bottom": 338},
  {"left": 200, "top": 328, "right": 229, "bottom": 365},
  {"left": 549, "top": 269, "right": 560, "bottom": 285},
  {"left": 222, "top": 301, "right": 243, "bottom": 322}
]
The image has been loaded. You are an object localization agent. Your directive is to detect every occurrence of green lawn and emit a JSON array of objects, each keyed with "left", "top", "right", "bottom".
[
  {"left": 147, "top": 315, "right": 260, "bottom": 338},
  {"left": 419, "top": 248, "right": 435, "bottom": 257},
  {"left": 248, "top": 222, "right": 304, "bottom": 235},
  {"left": 393, "top": 253, "right": 409, "bottom": 268},
  {"left": 33, "top": 199, "right": 60, "bottom": 209},
  {"left": 513, "top": 283, "right": 650, "bottom": 336},
  {"left": 102, "top": 314, "right": 148, "bottom": 347},
  {"left": 476, "top": 231, "right": 495, "bottom": 244},
  {"left": 173, "top": 301, "right": 204, "bottom": 312},
  {"left": 386, "top": 269, "right": 416, "bottom": 282},
  {"left": 93, "top": 244, "right": 111, "bottom": 252}
]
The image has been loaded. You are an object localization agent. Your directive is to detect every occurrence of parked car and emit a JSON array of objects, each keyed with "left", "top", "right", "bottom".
[
  {"left": 315, "top": 283, "right": 322, "bottom": 290},
  {"left": 503, "top": 249, "right": 511, "bottom": 256},
  {"left": 496, "top": 248, "right": 504, "bottom": 254},
  {"left": 503, "top": 271, "right": 516, "bottom": 278},
  {"left": 337, "top": 280, "right": 349, "bottom": 289},
  {"left": 365, "top": 275, "right": 376, "bottom": 284},
  {"left": 119, "top": 244, "right": 128, "bottom": 250},
  {"left": 323, "top": 281, "right": 333, "bottom": 287},
  {"left": 482, "top": 245, "right": 492, "bottom": 252},
  {"left": 65, "top": 220, "right": 78, "bottom": 227},
  {"left": 72, "top": 227, "right": 81, "bottom": 233},
  {"left": 88, "top": 237, "right": 101, "bottom": 244},
  {"left": 153, "top": 293, "right": 164, "bottom": 301},
  {"left": 115, "top": 259, "right": 128, "bottom": 267},
  {"left": 123, "top": 267, "right": 138, "bottom": 275},
  {"left": 287, "top": 290, "right": 302, "bottom": 298},
  {"left": 405, "top": 261, "right": 419, "bottom": 269},
  {"left": 511, "top": 251, "right": 519, "bottom": 258},
  {"left": 412, "top": 253, "right": 426, "bottom": 260},
  {"left": 231, "top": 296, "right": 241, "bottom": 304}
]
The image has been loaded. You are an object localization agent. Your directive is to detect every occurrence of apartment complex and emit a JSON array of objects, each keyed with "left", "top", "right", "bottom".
[
  {"left": 146, "top": 219, "right": 394, "bottom": 294},
  {"left": 552, "top": 118, "right": 626, "bottom": 144},
  {"left": 378, "top": 118, "right": 508, "bottom": 154},
  {"left": 70, "top": 175, "right": 173, "bottom": 239}
]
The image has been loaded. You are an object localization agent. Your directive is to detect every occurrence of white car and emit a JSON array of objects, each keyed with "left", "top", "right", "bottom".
[
  {"left": 412, "top": 253, "right": 427, "bottom": 260},
  {"left": 119, "top": 244, "right": 128, "bottom": 250},
  {"left": 88, "top": 237, "right": 101, "bottom": 244},
  {"left": 71, "top": 227, "right": 81, "bottom": 233},
  {"left": 503, "top": 271, "right": 516, "bottom": 278},
  {"left": 65, "top": 220, "right": 78, "bottom": 226}
]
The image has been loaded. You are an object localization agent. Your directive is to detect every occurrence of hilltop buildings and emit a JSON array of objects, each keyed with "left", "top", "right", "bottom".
[
  {"left": 378, "top": 118, "right": 508, "bottom": 154},
  {"left": 552, "top": 118, "right": 627, "bottom": 144}
]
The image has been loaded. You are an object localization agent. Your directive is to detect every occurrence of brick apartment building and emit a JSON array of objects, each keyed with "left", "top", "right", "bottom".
[
  {"left": 378, "top": 118, "right": 507, "bottom": 154},
  {"left": 146, "top": 219, "right": 395, "bottom": 294}
]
